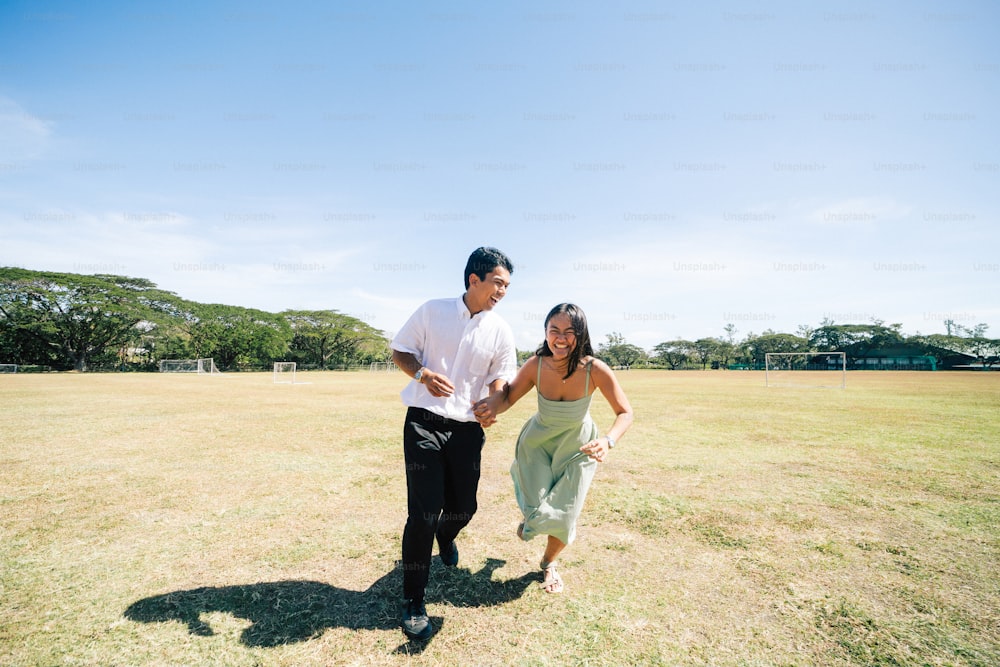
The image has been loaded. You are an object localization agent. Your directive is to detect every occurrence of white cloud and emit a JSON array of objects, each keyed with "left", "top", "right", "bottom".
[{"left": 0, "top": 97, "right": 53, "bottom": 159}]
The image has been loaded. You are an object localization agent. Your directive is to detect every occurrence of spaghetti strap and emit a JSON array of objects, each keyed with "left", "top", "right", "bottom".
[
  {"left": 536, "top": 355, "right": 543, "bottom": 386},
  {"left": 583, "top": 360, "right": 592, "bottom": 397}
]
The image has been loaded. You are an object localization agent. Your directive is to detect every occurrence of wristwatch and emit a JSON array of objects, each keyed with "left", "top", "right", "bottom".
[
  {"left": 414, "top": 367, "right": 425, "bottom": 383},
  {"left": 606, "top": 436, "right": 616, "bottom": 449}
]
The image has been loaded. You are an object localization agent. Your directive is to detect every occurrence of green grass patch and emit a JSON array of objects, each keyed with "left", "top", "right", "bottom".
[{"left": 2, "top": 370, "right": 998, "bottom": 666}]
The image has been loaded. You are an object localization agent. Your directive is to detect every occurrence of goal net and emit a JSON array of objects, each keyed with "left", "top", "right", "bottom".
[
  {"left": 368, "top": 362, "right": 398, "bottom": 372},
  {"left": 159, "top": 358, "right": 221, "bottom": 374},
  {"left": 765, "top": 352, "right": 846, "bottom": 388},
  {"left": 0, "top": 364, "right": 17, "bottom": 374},
  {"left": 273, "top": 361, "right": 296, "bottom": 384}
]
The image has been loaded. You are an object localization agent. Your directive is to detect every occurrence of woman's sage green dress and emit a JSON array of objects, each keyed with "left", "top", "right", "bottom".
[{"left": 511, "top": 361, "right": 598, "bottom": 545}]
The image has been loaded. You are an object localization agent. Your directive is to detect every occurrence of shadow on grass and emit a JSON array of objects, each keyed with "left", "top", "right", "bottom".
[{"left": 124, "top": 557, "right": 536, "bottom": 651}]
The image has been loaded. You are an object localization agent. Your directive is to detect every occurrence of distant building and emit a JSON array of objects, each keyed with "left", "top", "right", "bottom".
[{"left": 850, "top": 344, "right": 977, "bottom": 371}]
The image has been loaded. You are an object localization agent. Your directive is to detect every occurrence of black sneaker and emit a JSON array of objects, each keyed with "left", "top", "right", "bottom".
[
  {"left": 401, "top": 599, "right": 432, "bottom": 640},
  {"left": 439, "top": 539, "right": 459, "bottom": 567}
]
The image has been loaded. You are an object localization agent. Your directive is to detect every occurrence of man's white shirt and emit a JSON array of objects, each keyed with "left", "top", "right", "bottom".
[{"left": 391, "top": 296, "right": 517, "bottom": 422}]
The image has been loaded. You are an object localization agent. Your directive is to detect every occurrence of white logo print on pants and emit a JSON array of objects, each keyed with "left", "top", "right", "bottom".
[{"left": 411, "top": 423, "right": 452, "bottom": 451}]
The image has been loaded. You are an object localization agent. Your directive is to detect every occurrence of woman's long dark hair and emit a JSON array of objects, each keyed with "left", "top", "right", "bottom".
[{"left": 535, "top": 303, "right": 594, "bottom": 381}]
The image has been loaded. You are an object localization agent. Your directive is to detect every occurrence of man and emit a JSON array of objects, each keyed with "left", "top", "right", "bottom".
[{"left": 390, "top": 246, "right": 517, "bottom": 640}]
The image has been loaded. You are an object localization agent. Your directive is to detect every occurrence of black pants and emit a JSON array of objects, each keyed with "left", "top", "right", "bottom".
[{"left": 401, "top": 407, "right": 485, "bottom": 601}]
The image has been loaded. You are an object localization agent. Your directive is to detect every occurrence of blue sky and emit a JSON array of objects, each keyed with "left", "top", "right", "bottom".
[{"left": 2, "top": 0, "right": 997, "bottom": 351}]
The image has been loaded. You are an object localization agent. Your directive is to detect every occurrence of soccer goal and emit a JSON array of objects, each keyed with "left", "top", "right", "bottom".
[
  {"left": 273, "top": 361, "right": 296, "bottom": 384},
  {"left": 368, "top": 362, "right": 398, "bottom": 373},
  {"left": 159, "top": 358, "right": 221, "bottom": 374},
  {"left": 765, "top": 352, "right": 846, "bottom": 388},
  {"left": 0, "top": 364, "right": 17, "bottom": 374}
]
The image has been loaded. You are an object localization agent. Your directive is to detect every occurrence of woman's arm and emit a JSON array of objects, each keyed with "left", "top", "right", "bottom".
[
  {"left": 579, "top": 358, "right": 634, "bottom": 461},
  {"left": 472, "top": 355, "right": 538, "bottom": 423}
]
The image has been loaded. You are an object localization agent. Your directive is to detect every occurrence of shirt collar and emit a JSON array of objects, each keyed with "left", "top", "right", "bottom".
[
  {"left": 457, "top": 294, "right": 472, "bottom": 320},
  {"left": 457, "top": 294, "right": 486, "bottom": 320}
]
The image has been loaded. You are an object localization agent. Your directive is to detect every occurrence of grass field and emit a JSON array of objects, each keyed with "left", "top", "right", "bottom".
[{"left": 2, "top": 370, "right": 998, "bottom": 666}]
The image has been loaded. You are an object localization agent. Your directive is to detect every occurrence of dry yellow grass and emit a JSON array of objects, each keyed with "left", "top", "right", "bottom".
[{"left": 1, "top": 370, "right": 998, "bottom": 666}]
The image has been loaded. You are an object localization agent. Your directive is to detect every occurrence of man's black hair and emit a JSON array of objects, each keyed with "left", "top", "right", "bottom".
[{"left": 464, "top": 247, "right": 513, "bottom": 289}]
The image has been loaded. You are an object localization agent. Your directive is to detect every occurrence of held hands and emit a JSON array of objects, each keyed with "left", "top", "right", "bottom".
[
  {"left": 580, "top": 437, "right": 611, "bottom": 463},
  {"left": 471, "top": 394, "right": 502, "bottom": 428},
  {"left": 418, "top": 366, "right": 498, "bottom": 427}
]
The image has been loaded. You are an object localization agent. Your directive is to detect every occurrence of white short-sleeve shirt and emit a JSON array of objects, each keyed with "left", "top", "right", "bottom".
[{"left": 391, "top": 296, "right": 517, "bottom": 422}]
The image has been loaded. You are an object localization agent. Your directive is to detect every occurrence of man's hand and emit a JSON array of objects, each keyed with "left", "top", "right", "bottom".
[
  {"left": 391, "top": 351, "right": 455, "bottom": 398},
  {"left": 421, "top": 369, "right": 455, "bottom": 398},
  {"left": 472, "top": 396, "right": 498, "bottom": 427}
]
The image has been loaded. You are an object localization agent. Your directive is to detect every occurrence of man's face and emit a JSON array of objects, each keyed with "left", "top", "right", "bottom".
[{"left": 465, "top": 266, "right": 511, "bottom": 314}]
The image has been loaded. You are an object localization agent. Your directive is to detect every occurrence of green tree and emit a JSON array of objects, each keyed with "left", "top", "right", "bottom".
[
  {"left": 283, "top": 310, "right": 388, "bottom": 369},
  {"left": 652, "top": 340, "right": 693, "bottom": 370},
  {"left": 745, "top": 331, "right": 810, "bottom": 367},
  {"left": 597, "top": 331, "right": 646, "bottom": 367},
  {"left": 0, "top": 303, "right": 61, "bottom": 367},
  {"left": 911, "top": 324, "right": 998, "bottom": 370},
  {"left": 714, "top": 324, "right": 739, "bottom": 369},
  {"left": 0, "top": 268, "right": 181, "bottom": 371},
  {"left": 810, "top": 319, "right": 904, "bottom": 366},
  {"left": 713, "top": 338, "right": 735, "bottom": 369},
  {"left": 961, "top": 325, "right": 999, "bottom": 369},
  {"left": 692, "top": 337, "right": 722, "bottom": 370},
  {"left": 185, "top": 303, "right": 292, "bottom": 370}
]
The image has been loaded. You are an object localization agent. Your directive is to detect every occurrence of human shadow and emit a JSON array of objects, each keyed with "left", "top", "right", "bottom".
[{"left": 124, "top": 558, "right": 535, "bottom": 650}]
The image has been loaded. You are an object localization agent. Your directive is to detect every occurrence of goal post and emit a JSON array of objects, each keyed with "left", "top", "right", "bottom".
[
  {"left": 0, "top": 363, "right": 17, "bottom": 374},
  {"left": 368, "top": 361, "right": 398, "bottom": 372},
  {"left": 273, "top": 361, "right": 296, "bottom": 384},
  {"left": 765, "top": 352, "right": 846, "bottom": 388},
  {"left": 159, "top": 358, "right": 221, "bottom": 374}
]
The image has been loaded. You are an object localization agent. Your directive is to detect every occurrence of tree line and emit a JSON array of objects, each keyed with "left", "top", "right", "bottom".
[
  {"left": 2, "top": 267, "right": 996, "bottom": 372},
  {"left": 0, "top": 268, "right": 389, "bottom": 371},
  {"left": 595, "top": 321, "right": 999, "bottom": 371}
]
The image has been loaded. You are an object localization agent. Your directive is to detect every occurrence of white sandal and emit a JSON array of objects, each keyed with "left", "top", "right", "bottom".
[{"left": 539, "top": 560, "right": 564, "bottom": 594}]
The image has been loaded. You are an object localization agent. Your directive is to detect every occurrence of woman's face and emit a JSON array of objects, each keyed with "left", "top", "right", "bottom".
[{"left": 545, "top": 313, "right": 577, "bottom": 361}]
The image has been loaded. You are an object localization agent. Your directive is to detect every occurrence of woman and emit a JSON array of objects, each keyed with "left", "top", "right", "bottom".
[{"left": 473, "top": 303, "right": 633, "bottom": 593}]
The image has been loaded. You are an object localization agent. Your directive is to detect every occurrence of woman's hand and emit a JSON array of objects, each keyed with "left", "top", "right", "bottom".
[
  {"left": 580, "top": 437, "right": 611, "bottom": 462},
  {"left": 472, "top": 395, "right": 500, "bottom": 427}
]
